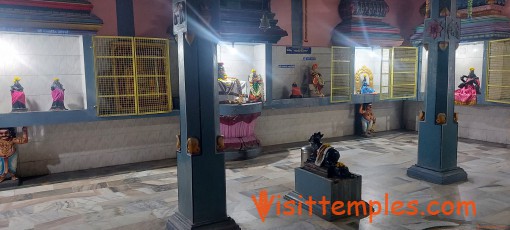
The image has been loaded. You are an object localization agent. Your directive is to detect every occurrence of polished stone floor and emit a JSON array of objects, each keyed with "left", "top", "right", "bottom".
[{"left": 0, "top": 131, "right": 509, "bottom": 230}]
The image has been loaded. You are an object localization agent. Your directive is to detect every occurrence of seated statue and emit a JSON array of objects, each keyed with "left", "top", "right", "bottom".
[
  {"left": 304, "top": 132, "right": 353, "bottom": 178},
  {"left": 248, "top": 69, "right": 264, "bottom": 102},
  {"left": 309, "top": 64, "right": 325, "bottom": 97},
  {"left": 10, "top": 77, "right": 28, "bottom": 112},
  {"left": 454, "top": 67, "right": 480, "bottom": 105},
  {"left": 290, "top": 82, "right": 303, "bottom": 98},
  {"left": 360, "top": 76, "right": 376, "bottom": 94},
  {"left": 359, "top": 103, "right": 376, "bottom": 137},
  {"left": 217, "top": 63, "right": 245, "bottom": 104}
]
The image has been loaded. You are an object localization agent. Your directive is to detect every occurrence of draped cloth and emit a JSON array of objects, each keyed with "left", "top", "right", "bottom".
[
  {"left": 220, "top": 112, "right": 261, "bottom": 150},
  {"left": 454, "top": 78, "right": 479, "bottom": 105},
  {"left": 51, "top": 88, "right": 65, "bottom": 102},
  {"left": 11, "top": 91, "right": 25, "bottom": 105}
]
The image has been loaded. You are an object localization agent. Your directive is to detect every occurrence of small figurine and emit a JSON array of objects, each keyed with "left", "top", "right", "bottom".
[
  {"left": 454, "top": 67, "right": 480, "bottom": 105},
  {"left": 360, "top": 76, "right": 376, "bottom": 94},
  {"left": 10, "top": 77, "right": 28, "bottom": 112},
  {"left": 0, "top": 127, "right": 28, "bottom": 183},
  {"left": 359, "top": 103, "right": 376, "bottom": 137},
  {"left": 248, "top": 69, "right": 264, "bottom": 102},
  {"left": 290, "top": 82, "right": 303, "bottom": 98},
  {"left": 50, "top": 78, "right": 68, "bottom": 111},
  {"left": 310, "top": 64, "right": 325, "bottom": 97},
  {"left": 304, "top": 132, "right": 353, "bottom": 178}
]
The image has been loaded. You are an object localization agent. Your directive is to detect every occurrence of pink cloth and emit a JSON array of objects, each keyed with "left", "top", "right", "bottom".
[
  {"left": 454, "top": 80, "right": 479, "bottom": 105},
  {"left": 11, "top": 91, "right": 25, "bottom": 105},
  {"left": 220, "top": 113, "right": 260, "bottom": 150},
  {"left": 51, "top": 89, "right": 65, "bottom": 102}
]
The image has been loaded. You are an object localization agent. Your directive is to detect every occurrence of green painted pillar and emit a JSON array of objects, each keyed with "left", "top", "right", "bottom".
[
  {"left": 407, "top": 0, "right": 467, "bottom": 185},
  {"left": 167, "top": 0, "right": 239, "bottom": 229}
]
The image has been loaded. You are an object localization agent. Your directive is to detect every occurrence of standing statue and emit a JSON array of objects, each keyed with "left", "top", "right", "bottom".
[
  {"left": 310, "top": 64, "right": 325, "bottom": 97},
  {"left": 0, "top": 127, "right": 28, "bottom": 183},
  {"left": 248, "top": 69, "right": 264, "bottom": 102},
  {"left": 359, "top": 103, "right": 376, "bottom": 137},
  {"left": 50, "top": 78, "right": 68, "bottom": 111},
  {"left": 454, "top": 67, "right": 480, "bottom": 105},
  {"left": 10, "top": 77, "right": 27, "bottom": 112}
]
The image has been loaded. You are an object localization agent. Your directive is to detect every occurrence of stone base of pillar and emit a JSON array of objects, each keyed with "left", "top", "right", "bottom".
[
  {"left": 407, "top": 165, "right": 468, "bottom": 185},
  {"left": 167, "top": 212, "right": 240, "bottom": 230}
]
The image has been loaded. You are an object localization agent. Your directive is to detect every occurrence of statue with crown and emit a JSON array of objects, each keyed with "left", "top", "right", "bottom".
[
  {"left": 10, "top": 77, "right": 28, "bottom": 112},
  {"left": 455, "top": 67, "right": 480, "bottom": 105},
  {"left": 50, "top": 78, "right": 68, "bottom": 111},
  {"left": 248, "top": 69, "right": 264, "bottom": 103}
]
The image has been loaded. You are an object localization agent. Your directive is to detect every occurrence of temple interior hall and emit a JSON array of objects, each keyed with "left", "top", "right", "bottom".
[{"left": 0, "top": 0, "right": 509, "bottom": 229}]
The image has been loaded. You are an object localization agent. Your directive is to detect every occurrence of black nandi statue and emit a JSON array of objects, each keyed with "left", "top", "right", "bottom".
[{"left": 304, "top": 132, "right": 353, "bottom": 178}]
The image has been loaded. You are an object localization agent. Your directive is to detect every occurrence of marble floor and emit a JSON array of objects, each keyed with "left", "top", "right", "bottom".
[{"left": 0, "top": 131, "right": 509, "bottom": 230}]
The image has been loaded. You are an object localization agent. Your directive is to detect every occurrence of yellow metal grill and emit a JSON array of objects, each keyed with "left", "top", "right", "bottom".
[
  {"left": 330, "top": 46, "right": 352, "bottom": 103},
  {"left": 390, "top": 47, "right": 418, "bottom": 99},
  {"left": 93, "top": 36, "right": 172, "bottom": 116},
  {"left": 487, "top": 38, "right": 510, "bottom": 104},
  {"left": 380, "top": 48, "right": 391, "bottom": 100}
]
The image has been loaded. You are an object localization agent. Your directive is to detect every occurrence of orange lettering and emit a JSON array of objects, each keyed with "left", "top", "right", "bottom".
[
  {"left": 442, "top": 201, "right": 454, "bottom": 216},
  {"left": 251, "top": 190, "right": 275, "bottom": 222},
  {"left": 406, "top": 200, "right": 419, "bottom": 215},
  {"left": 368, "top": 200, "right": 381, "bottom": 223},
  {"left": 391, "top": 201, "right": 405, "bottom": 215},
  {"left": 348, "top": 201, "right": 367, "bottom": 217},
  {"left": 457, "top": 201, "right": 476, "bottom": 216},
  {"left": 331, "top": 201, "right": 345, "bottom": 216},
  {"left": 283, "top": 200, "right": 295, "bottom": 216},
  {"left": 318, "top": 196, "right": 330, "bottom": 215},
  {"left": 428, "top": 200, "right": 440, "bottom": 215}
]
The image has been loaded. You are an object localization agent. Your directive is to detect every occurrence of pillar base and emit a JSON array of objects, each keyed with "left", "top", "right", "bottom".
[
  {"left": 407, "top": 165, "right": 467, "bottom": 185},
  {"left": 166, "top": 212, "right": 240, "bottom": 230}
]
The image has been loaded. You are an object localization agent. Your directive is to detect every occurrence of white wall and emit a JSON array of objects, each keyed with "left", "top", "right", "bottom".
[
  {"left": 0, "top": 32, "right": 86, "bottom": 113},
  {"left": 217, "top": 43, "right": 267, "bottom": 98},
  {"left": 272, "top": 46, "right": 331, "bottom": 99},
  {"left": 355, "top": 47, "right": 384, "bottom": 93},
  {"left": 256, "top": 101, "right": 403, "bottom": 146},
  {"left": 17, "top": 116, "right": 179, "bottom": 177},
  {"left": 403, "top": 101, "right": 510, "bottom": 144}
]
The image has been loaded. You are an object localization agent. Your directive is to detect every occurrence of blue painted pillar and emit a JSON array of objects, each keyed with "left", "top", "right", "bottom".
[
  {"left": 116, "top": 0, "right": 135, "bottom": 36},
  {"left": 265, "top": 43, "right": 273, "bottom": 103},
  {"left": 407, "top": 0, "right": 467, "bottom": 185},
  {"left": 167, "top": 0, "right": 239, "bottom": 229}
]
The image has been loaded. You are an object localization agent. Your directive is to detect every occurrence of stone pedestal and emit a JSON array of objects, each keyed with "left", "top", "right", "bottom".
[{"left": 284, "top": 167, "right": 369, "bottom": 221}]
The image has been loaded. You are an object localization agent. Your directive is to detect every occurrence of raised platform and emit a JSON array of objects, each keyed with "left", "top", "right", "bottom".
[
  {"left": 407, "top": 165, "right": 468, "bottom": 185},
  {"left": 222, "top": 147, "right": 262, "bottom": 161},
  {"left": 284, "top": 167, "right": 370, "bottom": 221}
]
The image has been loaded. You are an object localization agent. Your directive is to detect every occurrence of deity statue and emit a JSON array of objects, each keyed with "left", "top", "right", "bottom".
[
  {"left": 310, "top": 64, "right": 325, "bottom": 97},
  {"left": 217, "top": 62, "right": 245, "bottom": 104},
  {"left": 248, "top": 69, "right": 264, "bottom": 102},
  {"left": 50, "top": 78, "right": 68, "bottom": 111},
  {"left": 454, "top": 67, "right": 480, "bottom": 105},
  {"left": 10, "top": 77, "right": 28, "bottom": 112},
  {"left": 290, "top": 82, "right": 303, "bottom": 98},
  {"left": 0, "top": 127, "right": 28, "bottom": 183},
  {"left": 303, "top": 132, "right": 353, "bottom": 178},
  {"left": 359, "top": 103, "right": 376, "bottom": 137},
  {"left": 360, "top": 76, "right": 376, "bottom": 94}
]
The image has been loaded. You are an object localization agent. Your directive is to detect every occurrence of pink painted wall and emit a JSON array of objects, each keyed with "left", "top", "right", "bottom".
[
  {"left": 302, "top": 0, "right": 341, "bottom": 47},
  {"left": 270, "top": 0, "right": 425, "bottom": 47},
  {"left": 133, "top": 0, "right": 173, "bottom": 38},
  {"left": 271, "top": 0, "right": 292, "bottom": 46},
  {"left": 89, "top": 0, "right": 117, "bottom": 36}
]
